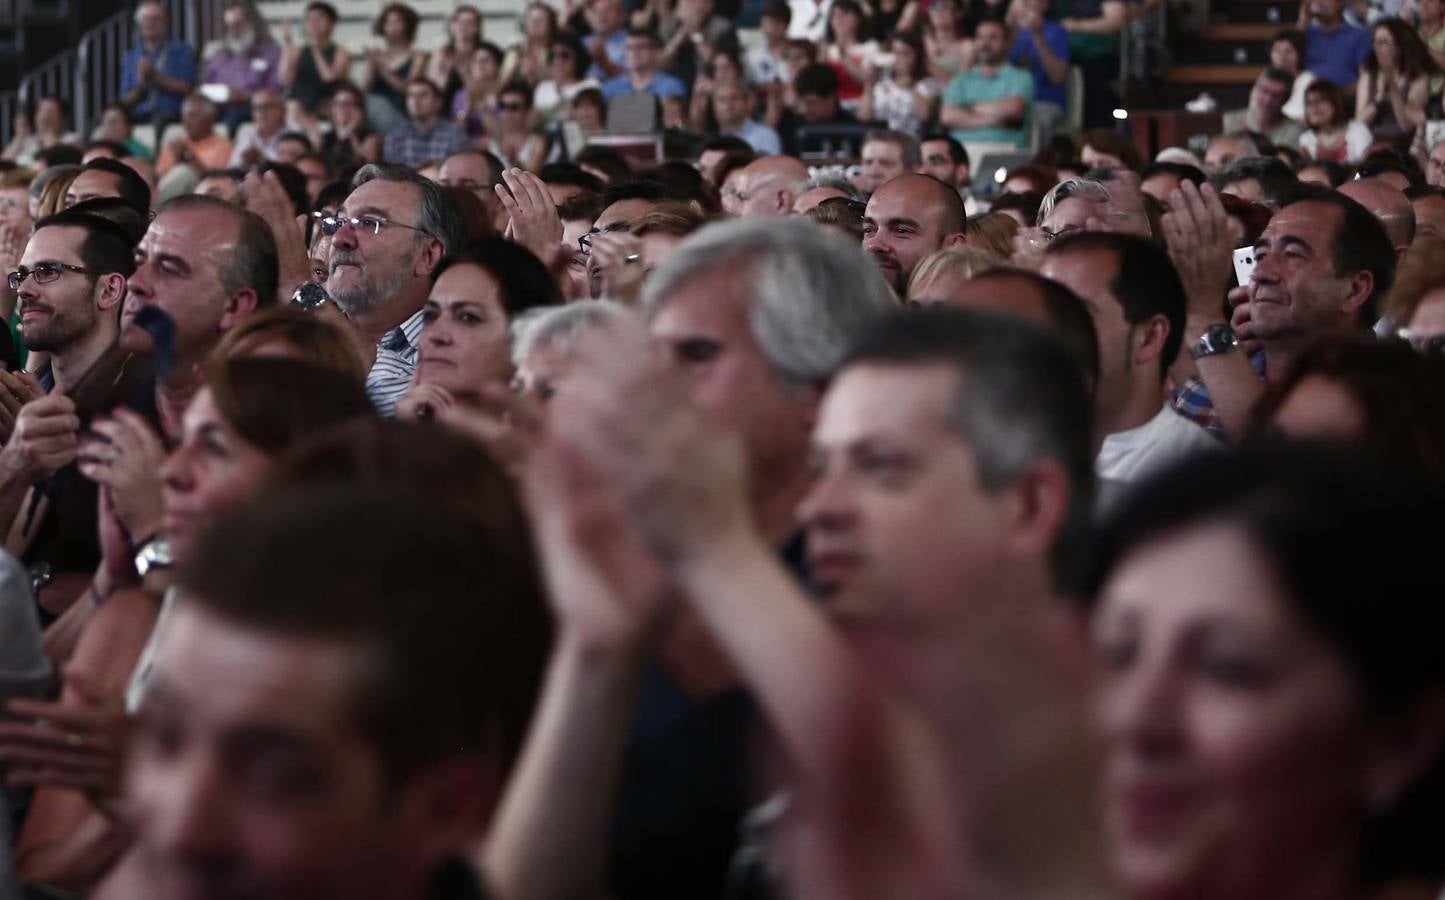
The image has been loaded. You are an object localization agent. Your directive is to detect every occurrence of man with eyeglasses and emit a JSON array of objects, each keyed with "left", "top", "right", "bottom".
[
  {"left": 437, "top": 149, "right": 506, "bottom": 231},
  {"left": 916, "top": 132, "right": 971, "bottom": 192},
  {"left": 0, "top": 212, "right": 151, "bottom": 617},
  {"left": 383, "top": 78, "right": 469, "bottom": 171},
  {"left": 324, "top": 164, "right": 467, "bottom": 416},
  {"left": 229, "top": 89, "right": 288, "bottom": 168}
]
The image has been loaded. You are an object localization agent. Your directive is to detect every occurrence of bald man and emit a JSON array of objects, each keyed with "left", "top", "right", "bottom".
[
  {"left": 737, "top": 156, "right": 810, "bottom": 216},
  {"left": 1340, "top": 177, "right": 1415, "bottom": 263},
  {"left": 862, "top": 173, "right": 965, "bottom": 293}
]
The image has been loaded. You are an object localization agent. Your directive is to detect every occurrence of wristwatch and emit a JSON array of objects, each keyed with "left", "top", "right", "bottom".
[
  {"left": 1189, "top": 323, "right": 1239, "bottom": 360},
  {"left": 290, "top": 281, "right": 329, "bottom": 311},
  {"left": 135, "top": 536, "right": 174, "bottom": 578}
]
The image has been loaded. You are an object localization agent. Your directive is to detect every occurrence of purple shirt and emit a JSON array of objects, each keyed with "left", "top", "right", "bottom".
[{"left": 202, "top": 40, "right": 282, "bottom": 96}]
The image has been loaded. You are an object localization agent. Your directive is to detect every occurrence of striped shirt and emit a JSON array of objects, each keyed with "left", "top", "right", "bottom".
[{"left": 366, "top": 309, "right": 426, "bottom": 418}]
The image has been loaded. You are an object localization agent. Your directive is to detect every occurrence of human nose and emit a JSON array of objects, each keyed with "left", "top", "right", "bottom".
[
  {"left": 159, "top": 445, "right": 194, "bottom": 497},
  {"left": 797, "top": 464, "right": 857, "bottom": 533},
  {"left": 1097, "top": 651, "right": 1187, "bottom": 759}
]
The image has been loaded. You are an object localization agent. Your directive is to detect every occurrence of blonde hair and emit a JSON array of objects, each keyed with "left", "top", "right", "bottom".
[
  {"left": 906, "top": 245, "right": 1005, "bottom": 299},
  {"left": 211, "top": 306, "right": 368, "bottom": 383},
  {"left": 963, "top": 211, "right": 1020, "bottom": 259},
  {"left": 35, "top": 169, "right": 78, "bottom": 219}
]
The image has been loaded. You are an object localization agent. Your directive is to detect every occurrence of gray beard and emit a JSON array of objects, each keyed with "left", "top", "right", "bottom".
[
  {"left": 329, "top": 262, "right": 413, "bottom": 318},
  {"left": 223, "top": 31, "right": 256, "bottom": 56}
]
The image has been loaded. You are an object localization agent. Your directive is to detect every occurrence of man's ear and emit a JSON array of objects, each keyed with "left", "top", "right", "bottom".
[
  {"left": 942, "top": 231, "right": 968, "bottom": 249},
  {"left": 1001, "top": 459, "right": 1072, "bottom": 561},
  {"left": 416, "top": 236, "right": 447, "bottom": 279},
  {"left": 96, "top": 272, "right": 128, "bottom": 312},
  {"left": 394, "top": 756, "right": 504, "bottom": 866},
  {"left": 219, "top": 287, "right": 260, "bottom": 332},
  {"left": 1341, "top": 269, "right": 1374, "bottom": 321},
  {"left": 1132, "top": 313, "right": 1170, "bottom": 368}
]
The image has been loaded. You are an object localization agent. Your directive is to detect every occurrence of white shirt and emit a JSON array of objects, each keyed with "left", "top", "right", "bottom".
[
  {"left": 1095, "top": 404, "right": 1219, "bottom": 512},
  {"left": 367, "top": 308, "right": 426, "bottom": 419}
]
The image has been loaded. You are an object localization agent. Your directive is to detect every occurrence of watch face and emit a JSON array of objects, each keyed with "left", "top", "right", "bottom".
[
  {"left": 291, "top": 283, "right": 328, "bottom": 311},
  {"left": 1210, "top": 324, "right": 1239, "bottom": 350}
]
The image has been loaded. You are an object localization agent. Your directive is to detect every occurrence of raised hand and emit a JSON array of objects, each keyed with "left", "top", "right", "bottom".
[
  {"left": 1, "top": 386, "right": 78, "bottom": 482},
  {"left": 497, "top": 168, "right": 564, "bottom": 264},
  {"left": 1162, "top": 181, "right": 1234, "bottom": 323},
  {"left": 586, "top": 231, "right": 647, "bottom": 305},
  {"left": 0, "top": 370, "right": 45, "bottom": 445},
  {"left": 240, "top": 169, "right": 311, "bottom": 294},
  {"left": 76, "top": 408, "right": 166, "bottom": 546}
]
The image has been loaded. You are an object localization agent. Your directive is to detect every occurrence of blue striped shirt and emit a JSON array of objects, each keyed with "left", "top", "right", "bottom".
[{"left": 366, "top": 309, "right": 426, "bottom": 418}]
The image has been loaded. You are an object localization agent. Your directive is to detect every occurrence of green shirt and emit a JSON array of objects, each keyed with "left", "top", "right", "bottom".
[{"left": 943, "top": 63, "right": 1035, "bottom": 147}]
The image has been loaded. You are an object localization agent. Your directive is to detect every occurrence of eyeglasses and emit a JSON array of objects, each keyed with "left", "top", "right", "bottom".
[
  {"left": 317, "top": 214, "right": 433, "bottom": 239},
  {"left": 816, "top": 196, "right": 866, "bottom": 216},
  {"left": 577, "top": 222, "right": 631, "bottom": 255},
  {"left": 8, "top": 262, "right": 91, "bottom": 291}
]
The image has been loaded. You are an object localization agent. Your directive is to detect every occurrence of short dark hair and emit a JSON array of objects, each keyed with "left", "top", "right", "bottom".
[
  {"left": 920, "top": 131, "right": 969, "bottom": 168},
  {"left": 1210, "top": 155, "right": 1298, "bottom": 207},
  {"left": 1141, "top": 160, "right": 1207, "bottom": 187},
  {"left": 1358, "top": 147, "right": 1425, "bottom": 192},
  {"left": 845, "top": 306, "right": 1095, "bottom": 584},
  {"left": 557, "top": 191, "right": 605, "bottom": 223},
  {"left": 353, "top": 162, "right": 469, "bottom": 254},
  {"left": 601, "top": 177, "right": 674, "bottom": 207},
  {"left": 1260, "top": 65, "right": 1295, "bottom": 90},
  {"left": 256, "top": 161, "right": 309, "bottom": 216},
  {"left": 37, "top": 144, "right": 83, "bottom": 168},
  {"left": 1047, "top": 231, "right": 1187, "bottom": 376},
  {"left": 966, "top": 267, "right": 1100, "bottom": 390},
  {"left": 1295, "top": 157, "right": 1351, "bottom": 187},
  {"left": 404, "top": 76, "right": 445, "bottom": 100},
  {"left": 795, "top": 62, "right": 839, "bottom": 98},
  {"left": 1276, "top": 182, "right": 1397, "bottom": 325},
  {"left": 260, "top": 421, "right": 554, "bottom": 777},
  {"left": 760, "top": 0, "right": 792, "bottom": 23},
  {"left": 432, "top": 237, "right": 564, "bottom": 317},
  {"left": 158, "top": 194, "right": 280, "bottom": 307},
  {"left": 83, "top": 140, "right": 132, "bottom": 160},
  {"left": 178, "top": 485, "right": 546, "bottom": 782},
  {"left": 65, "top": 196, "right": 149, "bottom": 244},
  {"left": 75, "top": 157, "right": 152, "bottom": 214},
  {"left": 572, "top": 144, "right": 630, "bottom": 185},
  {"left": 1273, "top": 27, "right": 1306, "bottom": 58},
  {"left": 373, "top": 2, "right": 420, "bottom": 42},
  {"left": 700, "top": 135, "right": 753, "bottom": 156},
  {"left": 304, "top": 1, "right": 339, "bottom": 22},
  {"left": 32, "top": 210, "right": 137, "bottom": 279},
  {"left": 538, "top": 161, "right": 604, "bottom": 195},
  {"left": 550, "top": 30, "right": 592, "bottom": 80},
  {"left": 1082, "top": 127, "right": 1144, "bottom": 171},
  {"left": 1304, "top": 79, "right": 1349, "bottom": 127},
  {"left": 625, "top": 26, "right": 659, "bottom": 43}
]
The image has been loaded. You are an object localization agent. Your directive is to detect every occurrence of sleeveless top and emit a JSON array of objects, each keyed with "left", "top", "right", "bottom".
[
  {"left": 290, "top": 43, "right": 337, "bottom": 108},
  {"left": 368, "top": 53, "right": 415, "bottom": 111}
]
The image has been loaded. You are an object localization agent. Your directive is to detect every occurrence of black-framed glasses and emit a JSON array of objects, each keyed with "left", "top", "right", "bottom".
[
  {"left": 577, "top": 222, "right": 631, "bottom": 255},
  {"left": 317, "top": 214, "right": 433, "bottom": 239},
  {"left": 8, "top": 262, "right": 91, "bottom": 291},
  {"left": 816, "top": 196, "right": 866, "bottom": 216}
]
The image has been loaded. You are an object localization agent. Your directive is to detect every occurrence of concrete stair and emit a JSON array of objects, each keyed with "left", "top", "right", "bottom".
[{"left": 1159, "top": 0, "right": 1300, "bottom": 109}]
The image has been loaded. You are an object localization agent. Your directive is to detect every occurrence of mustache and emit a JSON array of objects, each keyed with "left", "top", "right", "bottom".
[
  {"left": 329, "top": 251, "right": 363, "bottom": 271},
  {"left": 18, "top": 301, "right": 52, "bottom": 314}
]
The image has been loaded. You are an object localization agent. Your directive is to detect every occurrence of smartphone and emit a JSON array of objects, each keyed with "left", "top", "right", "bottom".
[{"left": 1232, "top": 246, "right": 1257, "bottom": 286}]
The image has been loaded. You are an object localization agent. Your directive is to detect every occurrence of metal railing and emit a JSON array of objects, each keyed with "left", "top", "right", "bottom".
[{"left": 4, "top": 0, "right": 228, "bottom": 148}]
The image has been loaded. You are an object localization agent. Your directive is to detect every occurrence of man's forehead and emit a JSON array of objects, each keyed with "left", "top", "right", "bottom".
[
  {"left": 21, "top": 225, "right": 85, "bottom": 261},
  {"left": 1261, "top": 201, "right": 1338, "bottom": 242},
  {"left": 345, "top": 179, "right": 420, "bottom": 214},
  {"left": 817, "top": 362, "right": 961, "bottom": 440},
  {"left": 144, "top": 208, "right": 235, "bottom": 252}
]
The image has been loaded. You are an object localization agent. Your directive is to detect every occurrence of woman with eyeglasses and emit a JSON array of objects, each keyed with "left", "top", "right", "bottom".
[
  {"left": 534, "top": 31, "right": 600, "bottom": 128},
  {"left": 397, "top": 238, "right": 563, "bottom": 422},
  {"left": 486, "top": 82, "right": 551, "bottom": 173}
]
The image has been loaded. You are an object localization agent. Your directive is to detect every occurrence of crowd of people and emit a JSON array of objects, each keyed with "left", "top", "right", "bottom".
[{"left": 0, "top": 0, "right": 1438, "bottom": 899}]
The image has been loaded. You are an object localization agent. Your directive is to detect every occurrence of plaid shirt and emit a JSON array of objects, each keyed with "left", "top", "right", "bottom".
[
  {"left": 383, "top": 119, "right": 470, "bottom": 170},
  {"left": 1170, "top": 351, "right": 1268, "bottom": 440}
]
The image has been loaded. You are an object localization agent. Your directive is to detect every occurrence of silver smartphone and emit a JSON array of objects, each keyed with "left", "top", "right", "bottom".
[{"left": 1232, "top": 246, "right": 1257, "bottom": 285}]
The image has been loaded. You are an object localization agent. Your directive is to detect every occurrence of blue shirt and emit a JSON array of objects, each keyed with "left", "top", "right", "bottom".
[
  {"left": 1305, "top": 21, "right": 1370, "bottom": 87},
  {"left": 382, "top": 119, "right": 470, "bottom": 170},
  {"left": 120, "top": 40, "right": 197, "bottom": 121},
  {"left": 586, "top": 28, "right": 628, "bottom": 81},
  {"left": 729, "top": 119, "right": 782, "bottom": 154},
  {"left": 1009, "top": 23, "right": 1071, "bottom": 107},
  {"left": 602, "top": 72, "right": 687, "bottom": 101},
  {"left": 943, "top": 64, "right": 1035, "bottom": 147}
]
